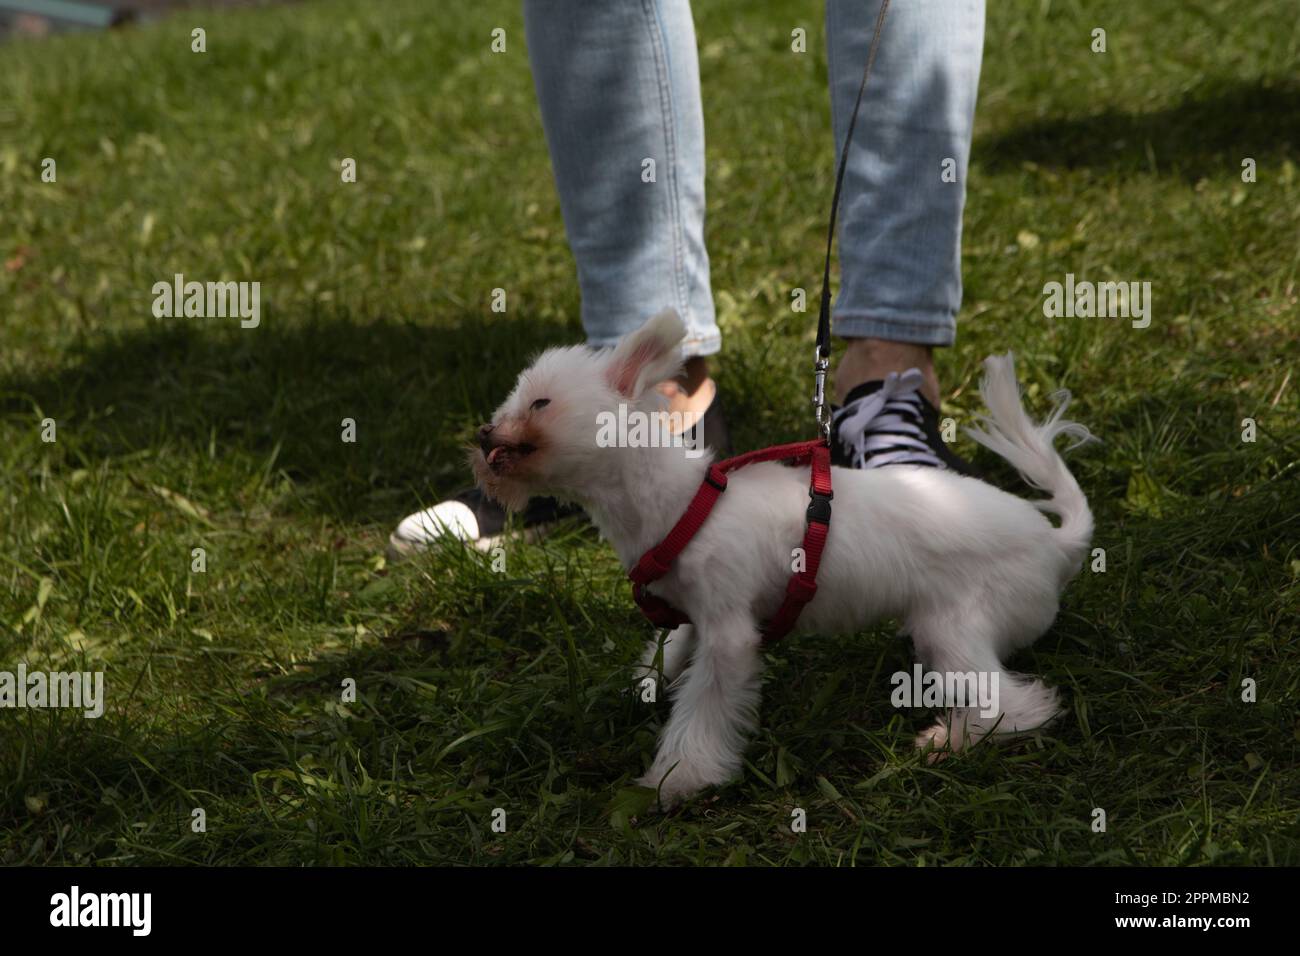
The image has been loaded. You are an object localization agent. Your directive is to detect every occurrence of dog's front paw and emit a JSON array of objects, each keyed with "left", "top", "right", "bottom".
[
  {"left": 915, "top": 721, "right": 954, "bottom": 764},
  {"left": 622, "top": 669, "right": 661, "bottom": 701},
  {"left": 636, "top": 776, "right": 697, "bottom": 811},
  {"left": 637, "top": 762, "right": 718, "bottom": 810}
]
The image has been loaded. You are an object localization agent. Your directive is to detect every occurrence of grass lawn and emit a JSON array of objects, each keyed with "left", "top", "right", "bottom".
[{"left": 1, "top": 0, "right": 1297, "bottom": 866}]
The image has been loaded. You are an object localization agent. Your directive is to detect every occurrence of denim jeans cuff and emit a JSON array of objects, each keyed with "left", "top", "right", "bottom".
[
  {"left": 585, "top": 312, "right": 722, "bottom": 358},
  {"left": 679, "top": 327, "right": 722, "bottom": 358},
  {"left": 834, "top": 311, "right": 957, "bottom": 347}
]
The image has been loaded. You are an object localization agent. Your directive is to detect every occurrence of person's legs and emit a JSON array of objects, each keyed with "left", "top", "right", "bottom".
[
  {"left": 524, "top": 0, "right": 718, "bottom": 415},
  {"left": 390, "top": 2, "right": 721, "bottom": 557},
  {"left": 825, "top": 0, "right": 985, "bottom": 408}
]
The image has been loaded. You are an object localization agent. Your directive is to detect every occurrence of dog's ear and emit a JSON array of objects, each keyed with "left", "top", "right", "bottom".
[{"left": 605, "top": 308, "right": 687, "bottom": 398}]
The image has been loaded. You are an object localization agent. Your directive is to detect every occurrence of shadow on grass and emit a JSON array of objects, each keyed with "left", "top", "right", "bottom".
[
  {"left": 4, "top": 309, "right": 577, "bottom": 522},
  {"left": 8, "top": 306, "right": 1286, "bottom": 527},
  {"left": 978, "top": 79, "right": 1300, "bottom": 179}
]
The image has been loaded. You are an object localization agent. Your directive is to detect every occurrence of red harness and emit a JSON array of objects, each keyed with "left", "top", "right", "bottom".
[{"left": 628, "top": 438, "right": 833, "bottom": 644}]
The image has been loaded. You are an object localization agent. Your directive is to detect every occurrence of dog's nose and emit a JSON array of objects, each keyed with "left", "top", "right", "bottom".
[{"left": 478, "top": 424, "right": 498, "bottom": 454}]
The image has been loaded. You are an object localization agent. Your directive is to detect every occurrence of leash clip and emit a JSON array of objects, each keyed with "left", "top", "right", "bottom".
[{"left": 812, "top": 347, "right": 831, "bottom": 443}]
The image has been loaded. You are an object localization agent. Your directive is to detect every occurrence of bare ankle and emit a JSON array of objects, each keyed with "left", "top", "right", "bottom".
[
  {"left": 657, "top": 356, "right": 715, "bottom": 418},
  {"left": 834, "top": 339, "right": 940, "bottom": 407}
]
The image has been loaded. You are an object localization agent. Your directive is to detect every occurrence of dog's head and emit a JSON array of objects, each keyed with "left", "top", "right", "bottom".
[{"left": 471, "top": 308, "right": 687, "bottom": 509}]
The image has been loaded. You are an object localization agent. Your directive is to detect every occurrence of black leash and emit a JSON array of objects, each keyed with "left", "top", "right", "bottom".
[{"left": 813, "top": 0, "right": 891, "bottom": 441}]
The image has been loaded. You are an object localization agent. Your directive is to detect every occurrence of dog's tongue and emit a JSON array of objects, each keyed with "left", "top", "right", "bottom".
[{"left": 487, "top": 446, "right": 505, "bottom": 465}]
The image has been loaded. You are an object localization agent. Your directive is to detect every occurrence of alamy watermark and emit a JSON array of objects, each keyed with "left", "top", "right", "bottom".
[
  {"left": 596, "top": 404, "right": 705, "bottom": 459},
  {"left": 1042, "top": 273, "right": 1150, "bottom": 329},
  {"left": 50, "top": 886, "right": 150, "bottom": 936},
  {"left": 0, "top": 664, "right": 104, "bottom": 718},
  {"left": 890, "top": 664, "right": 999, "bottom": 719},
  {"left": 151, "top": 273, "right": 260, "bottom": 328}
]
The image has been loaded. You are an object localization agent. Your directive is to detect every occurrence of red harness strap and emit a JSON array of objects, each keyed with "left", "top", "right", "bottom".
[{"left": 628, "top": 438, "right": 833, "bottom": 644}]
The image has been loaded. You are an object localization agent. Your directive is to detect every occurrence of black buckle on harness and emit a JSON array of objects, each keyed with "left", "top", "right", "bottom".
[{"left": 806, "top": 488, "right": 833, "bottom": 525}]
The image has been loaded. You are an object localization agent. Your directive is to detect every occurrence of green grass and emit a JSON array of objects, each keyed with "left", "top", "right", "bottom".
[{"left": 1, "top": 0, "right": 1297, "bottom": 866}]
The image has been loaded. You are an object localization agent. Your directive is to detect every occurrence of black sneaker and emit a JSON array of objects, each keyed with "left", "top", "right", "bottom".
[
  {"left": 830, "top": 368, "right": 975, "bottom": 474},
  {"left": 387, "top": 389, "right": 732, "bottom": 560}
]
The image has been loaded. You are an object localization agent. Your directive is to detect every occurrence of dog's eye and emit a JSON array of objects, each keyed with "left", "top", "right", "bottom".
[{"left": 530, "top": 398, "right": 551, "bottom": 411}]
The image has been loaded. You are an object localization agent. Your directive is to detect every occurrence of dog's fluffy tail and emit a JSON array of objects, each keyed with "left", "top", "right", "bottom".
[{"left": 965, "top": 353, "right": 1094, "bottom": 574}]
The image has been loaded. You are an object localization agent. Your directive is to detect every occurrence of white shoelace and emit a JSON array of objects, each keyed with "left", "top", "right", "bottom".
[{"left": 832, "top": 368, "right": 945, "bottom": 469}]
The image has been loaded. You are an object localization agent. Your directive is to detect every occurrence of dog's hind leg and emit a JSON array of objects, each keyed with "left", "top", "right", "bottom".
[
  {"left": 638, "top": 617, "right": 762, "bottom": 807},
  {"left": 907, "top": 607, "right": 1060, "bottom": 757}
]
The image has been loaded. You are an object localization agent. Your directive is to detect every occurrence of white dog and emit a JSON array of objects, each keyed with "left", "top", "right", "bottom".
[{"left": 472, "top": 309, "right": 1093, "bottom": 806}]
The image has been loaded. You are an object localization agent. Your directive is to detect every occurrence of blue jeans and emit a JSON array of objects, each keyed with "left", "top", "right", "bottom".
[{"left": 524, "top": 0, "right": 984, "bottom": 356}]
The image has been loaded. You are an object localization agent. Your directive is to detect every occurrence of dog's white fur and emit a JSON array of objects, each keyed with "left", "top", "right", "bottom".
[{"left": 472, "top": 309, "right": 1093, "bottom": 806}]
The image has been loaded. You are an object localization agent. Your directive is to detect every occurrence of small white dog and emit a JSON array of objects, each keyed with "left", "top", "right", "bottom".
[{"left": 472, "top": 309, "right": 1093, "bottom": 806}]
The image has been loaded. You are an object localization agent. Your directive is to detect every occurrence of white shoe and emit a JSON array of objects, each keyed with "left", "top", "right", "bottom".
[{"left": 386, "top": 489, "right": 581, "bottom": 561}]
